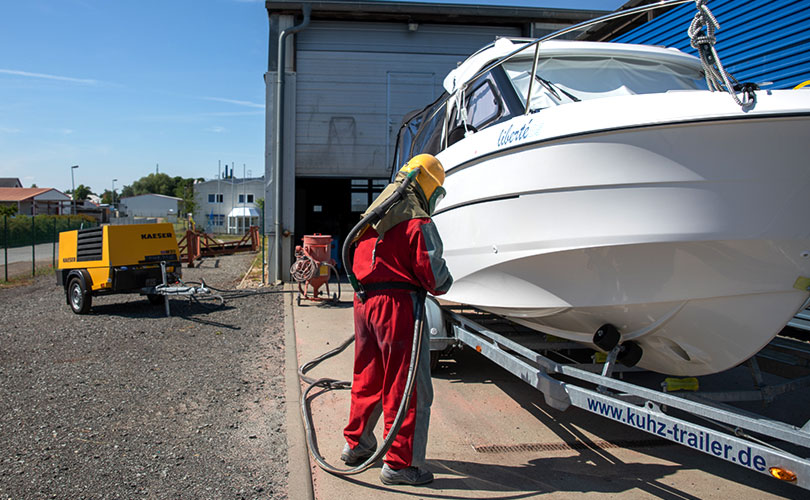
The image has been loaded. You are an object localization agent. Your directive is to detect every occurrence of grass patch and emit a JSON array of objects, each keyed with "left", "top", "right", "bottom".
[
  {"left": 240, "top": 238, "right": 268, "bottom": 285},
  {"left": 0, "top": 264, "right": 55, "bottom": 288}
]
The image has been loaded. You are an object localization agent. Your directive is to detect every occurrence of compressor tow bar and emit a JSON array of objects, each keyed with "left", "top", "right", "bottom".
[{"left": 141, "top": 261, "right": 224, "bottom": 317}]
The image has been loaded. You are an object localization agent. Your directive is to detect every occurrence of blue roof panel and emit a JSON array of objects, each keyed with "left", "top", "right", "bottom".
[{"left": 612, "top": 0, "right": 810, "bottom": 89}]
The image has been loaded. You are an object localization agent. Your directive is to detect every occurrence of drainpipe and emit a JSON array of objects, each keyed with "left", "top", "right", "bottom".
[{"left": 273, "top": 5, "right": 311, "bottom": 284}]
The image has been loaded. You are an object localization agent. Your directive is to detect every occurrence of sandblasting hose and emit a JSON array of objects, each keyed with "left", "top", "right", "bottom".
[
  {"left": 341, "top": 168, "right": 419, "bottom": 295},
  {"left": 299, "top": 167, "right": 426, "bottom": 476},
  {"left": 299, "top": 291, "right": 427, "bottom": 475}
]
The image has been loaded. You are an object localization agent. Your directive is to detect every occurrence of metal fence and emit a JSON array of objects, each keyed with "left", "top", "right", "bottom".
[{"left": 1, "top": 215, "right": 98, "bottom": 281}]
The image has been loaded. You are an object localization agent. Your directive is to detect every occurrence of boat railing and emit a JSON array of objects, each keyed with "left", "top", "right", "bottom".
[{"left": 410, "top": 0, "right": 694, "bottom": 157}]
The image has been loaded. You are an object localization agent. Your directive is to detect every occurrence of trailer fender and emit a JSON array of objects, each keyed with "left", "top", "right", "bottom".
[{"left": 425, "top": 296, "right": 455, "bottom": 351}]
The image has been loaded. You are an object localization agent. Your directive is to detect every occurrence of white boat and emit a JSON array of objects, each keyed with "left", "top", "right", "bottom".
[{"left": 393, "top": 36, "right": 810, "bottom": 376}]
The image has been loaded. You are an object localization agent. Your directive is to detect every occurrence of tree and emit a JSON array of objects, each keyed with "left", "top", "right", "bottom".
[
  {"left": 0, "top": 204, "right": 18, "bottom": 217},
  {"left": 120, "top": 172, "right": 198, "bottom": 215},
  {"left": 100, "top": 189, "right": 113, "bottom": 205},
  {"left": 121, "top": 173, "right": 176, "bottom": 197},
  {"left": 175, "top": 179, "right": 197, "bottom": 216},
  {"left": 74, "top": 184, "right": 92, "bottom": 202}
]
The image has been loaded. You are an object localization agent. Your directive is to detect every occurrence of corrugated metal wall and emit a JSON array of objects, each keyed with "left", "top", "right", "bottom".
[
  {"left": 611, "top": 0, "right": 810, "bottom": 90},
  {"left": 294, "top": 21, "right": 519, "bottom": 178}
]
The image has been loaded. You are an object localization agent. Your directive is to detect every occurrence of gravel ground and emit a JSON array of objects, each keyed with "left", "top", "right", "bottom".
[{"left": 0, "top": 252, "right": 289, "bottom": 499}]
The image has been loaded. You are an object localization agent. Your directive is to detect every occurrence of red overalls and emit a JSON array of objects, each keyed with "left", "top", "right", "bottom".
[{"left": 344, "top": 217, "right": 452, "bottom": 469}]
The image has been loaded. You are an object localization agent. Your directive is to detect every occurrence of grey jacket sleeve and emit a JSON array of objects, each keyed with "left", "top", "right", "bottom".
[{"left": 418, "top": 220, "right": 453, "bottom": 295}]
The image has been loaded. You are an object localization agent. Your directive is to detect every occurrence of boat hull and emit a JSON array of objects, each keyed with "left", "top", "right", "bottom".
[{"left": 434, "top": 108, "right": 810, "bottom": 376}]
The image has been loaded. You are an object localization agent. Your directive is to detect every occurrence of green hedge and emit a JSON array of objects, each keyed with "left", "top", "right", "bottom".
[{"left": 1, "top": 215, "right": 98, "bottom": 249}]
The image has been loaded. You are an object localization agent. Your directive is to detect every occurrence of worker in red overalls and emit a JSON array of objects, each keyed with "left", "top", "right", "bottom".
[{"left": 341, "top": 154, "right": 453, "bottom": 486}]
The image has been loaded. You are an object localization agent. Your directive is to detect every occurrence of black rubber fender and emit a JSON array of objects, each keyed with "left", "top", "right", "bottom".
[
  {"left": 593, "top": 323, "right": 620, "bottom": 351},
  {"left": 617, "top": 341, "right": 643, "bottom": 367}
]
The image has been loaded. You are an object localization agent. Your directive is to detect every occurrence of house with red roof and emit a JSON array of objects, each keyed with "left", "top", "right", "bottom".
[{"left": 0, "top": 186, "right": 72, "bottom": 215}]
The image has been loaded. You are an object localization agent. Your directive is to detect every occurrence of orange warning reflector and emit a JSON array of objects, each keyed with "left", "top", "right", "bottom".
[
  {"left": 476, "top": 345, "right": 482, "bottom": 353},
  {"left": 769, "top": 467, "right": 797, "bottom": 482}
]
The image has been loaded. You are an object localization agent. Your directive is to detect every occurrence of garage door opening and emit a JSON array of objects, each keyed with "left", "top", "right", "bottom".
[{"left": 295, "top": 177, "right": 387, "bottom": 271}]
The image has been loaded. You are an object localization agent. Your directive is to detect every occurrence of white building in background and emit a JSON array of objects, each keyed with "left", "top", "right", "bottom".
[
  {"left": 194, "top": 177, "right": 263, "bottom": 234},
  {"left": 119, "top": 193, "right": 182, "bottom": 219}
]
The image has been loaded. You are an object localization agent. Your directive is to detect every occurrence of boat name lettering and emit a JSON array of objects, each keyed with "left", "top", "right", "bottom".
[{"left": 497, "top": 120, "right": 534, "bottom": 147}]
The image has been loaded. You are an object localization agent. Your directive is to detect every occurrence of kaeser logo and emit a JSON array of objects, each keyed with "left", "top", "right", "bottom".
[
  {"left": 141, "top": 232, "right": 172, "bottom": 240},
  {"left": 497, "top": 120, "right": 535, "bottom": 147}
]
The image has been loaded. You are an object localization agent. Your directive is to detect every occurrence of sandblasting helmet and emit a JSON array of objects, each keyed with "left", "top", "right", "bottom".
[{"left": 399, "top": 154, "right": 446, "bottom": 214}]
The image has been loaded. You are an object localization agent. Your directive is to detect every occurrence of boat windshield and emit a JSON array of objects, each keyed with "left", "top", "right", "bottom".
[{"left": 504, "top": 56, "right": 706, "bottom": 110}]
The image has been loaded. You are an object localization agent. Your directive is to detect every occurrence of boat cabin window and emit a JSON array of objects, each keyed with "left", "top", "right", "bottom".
[
  {"left": 466, "top": 80, "right": 501, "bottom": 129},
  {"left": 504, "top": 56, "right": 706, "bottom": 111},
  {"left": 446, "top": 71, "right": 519, "bottom": 147}
]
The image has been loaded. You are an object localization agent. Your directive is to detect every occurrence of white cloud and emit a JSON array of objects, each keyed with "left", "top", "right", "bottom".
[
  {"left": 135, "top": 110, "right": 263, "bottom": 122},
  {"left": 0, "top": 68, "right": 98, "bottom": 85},
  {"left": 203, "top": 111, "right": 263, "bottom": 117},
  {"left": 0, "top": 127, "right": 21, "bottom": 133},
  {"left": 203, "top": 96, "right": 265, "bottom": 109},
  {"left": 206, "top": 126, "right": 226, "bottom": 133}
]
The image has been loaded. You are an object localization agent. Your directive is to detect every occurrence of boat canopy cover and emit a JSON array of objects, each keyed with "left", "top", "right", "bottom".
[
  {"left": 390, "top": 94, "right": 449, "bottom": 177},
  {"left": 504, "top": 55, "right": 706, "bottom": 110},
  {"left": 443, "top": 38, "right": 704, "bottom": 94}
]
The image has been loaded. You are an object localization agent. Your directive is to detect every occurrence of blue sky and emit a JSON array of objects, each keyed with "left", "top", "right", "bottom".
[{"left": 0, "top": 0, "right": 624, "bottom": 195}]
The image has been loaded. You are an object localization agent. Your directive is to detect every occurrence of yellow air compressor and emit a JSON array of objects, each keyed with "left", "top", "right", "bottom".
[{"left": 56, "top": 223, "right": 182, "bottom": 314}]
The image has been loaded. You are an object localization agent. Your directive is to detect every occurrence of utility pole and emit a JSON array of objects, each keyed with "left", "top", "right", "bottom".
[
  {"left": 70, "top": 165, "right": 79, "bottom": 215},
  {"left": 242, "top": 164, "right": 246, "bottom": 232},
  {"left": 217, "top": 160, "right": 221, "bottom": 231},
  {"left": 230, "top": 163, "right": 235, "bottom": 234},
  {"left": 111, "top": 178, "right": 117, "bottom": 212}
]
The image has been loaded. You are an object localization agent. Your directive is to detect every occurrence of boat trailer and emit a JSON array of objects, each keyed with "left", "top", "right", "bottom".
[{"left": 426, "top": 301, "right": 810, "bottom": 491}]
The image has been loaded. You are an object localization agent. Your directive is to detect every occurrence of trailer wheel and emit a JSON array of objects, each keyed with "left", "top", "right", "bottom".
[
  {"left": 68, "top": 277, "right": 92, "bottom": 314},
  {"left": 147, "top": 294, "right": 163, "bottom": 305},
  {"left": 430, "top": 351, "right": 440, "bottom": 372}
]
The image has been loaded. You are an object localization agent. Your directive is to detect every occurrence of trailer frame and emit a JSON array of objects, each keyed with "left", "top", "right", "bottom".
[{"left": 427, "top": 302, "right": 810, "bottom": 490}]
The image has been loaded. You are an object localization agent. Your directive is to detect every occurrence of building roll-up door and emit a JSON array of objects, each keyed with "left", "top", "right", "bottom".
[{"left": 294, "top": 21, "right": 520, "bottom": 179}]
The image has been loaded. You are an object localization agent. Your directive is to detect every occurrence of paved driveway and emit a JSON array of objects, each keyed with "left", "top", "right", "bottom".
[{"left": 2, "top": 242, "right": 58, "bottom": 265}]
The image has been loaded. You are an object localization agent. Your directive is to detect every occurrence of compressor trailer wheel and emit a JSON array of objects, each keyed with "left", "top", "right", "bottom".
[{"left": 68, "top": 276, "right": 92, "bottom": 314}]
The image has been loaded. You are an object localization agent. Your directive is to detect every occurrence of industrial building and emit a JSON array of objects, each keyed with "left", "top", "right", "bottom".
[
  {"left": 194, "top": 176, "right": 264, "bottom": 234},
  {"left": 262, "top": 0, "right": 606, "bottom": 281},
  {"left": 608, "top": 0, "right": 810, "bottom": 90},
  {"left": 118, "top": 193, "right": 182, "bottom": 220}
]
